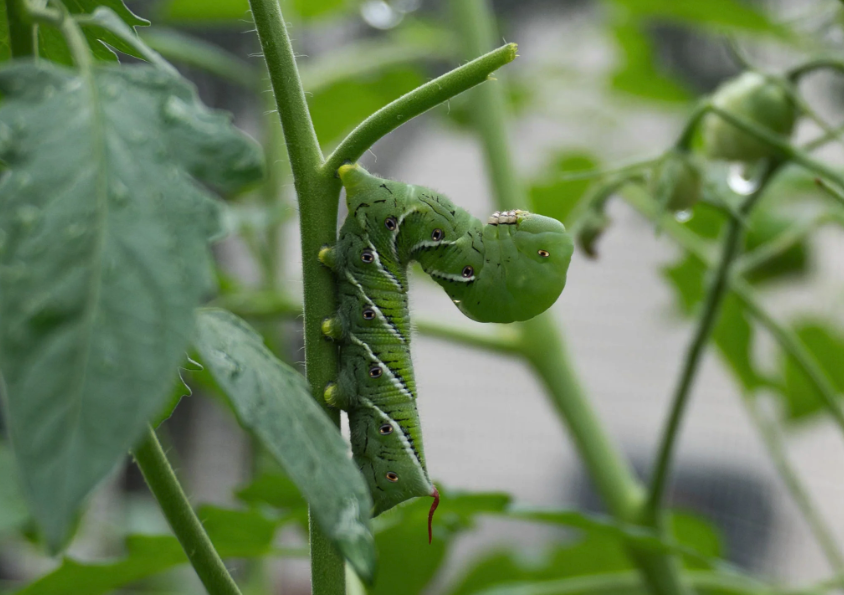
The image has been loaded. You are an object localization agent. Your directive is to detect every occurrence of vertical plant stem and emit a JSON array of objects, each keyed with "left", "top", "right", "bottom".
[
  {"left": 132, "top": 426, "right": 243, "bottom": 595},
  {"left": 645, "top": 162, "right": 780, "bottom": 521},
  {"left": 6, "top": 0, "right": 35, "bottom": 58},
  {"left": 246, "top": 1, "right": 345, "bottom": 593},
  {"left": 741, "top": 395, "right": 844, "bottom": 574},
  {"left": 451, "top": 1, "right": 689, "bottom": 593}
]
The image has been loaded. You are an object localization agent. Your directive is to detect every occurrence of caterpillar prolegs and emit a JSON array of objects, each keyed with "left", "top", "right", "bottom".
[{"left": 319, "top": 164, "right": 573, "bottom": 541}]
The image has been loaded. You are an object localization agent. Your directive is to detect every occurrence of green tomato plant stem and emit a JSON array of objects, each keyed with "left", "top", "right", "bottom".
[
  {"left": 132, "top": 426, "right": 243, "bottom": 595},
  {"left": 245, "top": 0, "right": 345, "bottom": 592},
  {"left": 644, "top": 160, "right": 780, "bottom": 521},
  {"left": 451, "top": 1, "right": 690, "bottom": 594}
]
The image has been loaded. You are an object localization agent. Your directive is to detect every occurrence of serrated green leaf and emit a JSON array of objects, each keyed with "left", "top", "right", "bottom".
[
  {"left": 780, "top": 321, "right": 844, "bottom": 422},
  {"left": 15, "top": 506, "right": 281, "bottom": 595},
  {"left": 529, "top": 152, "right": 599, "bottom": 226},
  {"left": 0, "top": 61, "right": 262, "bottom": 550},
  {"left": 193, "top": 308, "right": 376, "bottom": 583},
  {"left": 36, "top": 0, "right": 149, "bottom": 65}
]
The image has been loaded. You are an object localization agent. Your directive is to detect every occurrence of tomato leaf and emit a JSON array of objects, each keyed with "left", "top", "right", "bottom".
[{"left": 0, "top": 61, "right": 262, "bottom": 550}]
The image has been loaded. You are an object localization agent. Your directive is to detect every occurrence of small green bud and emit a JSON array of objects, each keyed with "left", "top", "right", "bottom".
[
  {"left": 649, "top": 150, "right": 703, "bottom": 212},
  {"left": 702, "top": 71, "right": 797, "bottom": 162},
  {"left": 576, "top": 209, "right": 610, "bottom": 259}
]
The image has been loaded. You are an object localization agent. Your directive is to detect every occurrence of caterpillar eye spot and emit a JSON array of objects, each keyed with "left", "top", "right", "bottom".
[
  {"left": 386, "top": 472, "right": 398, "bottom": 482},
  {"left": 462, "top": 265, "right": 474, "bottom": 278},
  {"left": 361, "top": 249, "right": 374, "bottom": 263},
  {"left": 538, "top": 250, "right": 550, "bottom": 258},
  {"left": 362, "top": 308, "right": 376, "bottom": 320},
  {"left": 369, "top": 365, "right": 383, "bottom": 378},
  {"left": 379, "top": 424, "right": 393, "bottom": 435},
  {"left": 431, "top": 229, "right": 444, "bottom": 241},
  {"left": 385, "top": 216, "right": 397, "bottom": 231}
]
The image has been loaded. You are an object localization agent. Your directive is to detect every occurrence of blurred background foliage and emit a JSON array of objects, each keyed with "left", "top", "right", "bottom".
[{"left": 3, "top": 0, "right": 844, "bottom": 593}]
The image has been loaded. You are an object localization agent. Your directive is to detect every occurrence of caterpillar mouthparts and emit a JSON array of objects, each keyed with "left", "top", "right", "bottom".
[{"left": 487, "top": 209, "right": 528, "bottom": 225}]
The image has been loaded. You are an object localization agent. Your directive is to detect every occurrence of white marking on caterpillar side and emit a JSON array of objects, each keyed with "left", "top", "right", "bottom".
[
  {"left": 391, "top": 207, "right": 420, "bottom": 260},
  {"left": 426, "top": 269, "right": 475, "bottom": 283},
  {"left": 350, "top": 333, "right": 415, "bottom": 401},
  {"left": 367, "top": 240, "right": 404, "bottom": 292},
  {"left": 487, "top": 209, "right": 526, "bottom": 225},
  {"left": 409, "top": 239, "right": 457, "bottom": 255},
  {"left": 344, "top": 271, "right": 406, "bottom": 344},
  {"left": 360, "top": 396, "right": 431, "bottom": 484}
]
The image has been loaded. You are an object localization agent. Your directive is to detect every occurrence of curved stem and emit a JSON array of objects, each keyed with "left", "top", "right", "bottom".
[
  {"left": 323, "top": 42, "right": 517, "bottom": 174},
  {"left": 132, "top": 426, "right": 243, "bottom": 595},
  {"left": 645, "top": 161, "right": 780, "bottom": 520},
  {"left": 788, "top": 58, "right": 844, "bottom": 82}
]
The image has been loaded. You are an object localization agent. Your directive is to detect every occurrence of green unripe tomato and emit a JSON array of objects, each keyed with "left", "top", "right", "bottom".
[
  {"left": 702, "top": 71, "right": 797, "bottom": 162},
  {"left": 649, "top": 149, "right": 702, "bottom": 212}
]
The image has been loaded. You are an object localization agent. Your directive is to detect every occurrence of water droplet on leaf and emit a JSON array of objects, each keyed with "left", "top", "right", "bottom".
[
  {"left": 727, "top": 161, "right": 765, "bottom": 196},
  {"left": 674, "top": 210, "right": 693, "bottom": 223}
]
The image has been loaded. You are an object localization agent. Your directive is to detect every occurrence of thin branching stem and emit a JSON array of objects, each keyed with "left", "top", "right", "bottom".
[
  {"left": 645, "top": 161, "right": 781, "bottom": 520},
  {"left": 133, "top": 427, "right": 243, "bottom": 595},
  {"left": 622, "top": 187, "right": 844, "bottom": 570}
]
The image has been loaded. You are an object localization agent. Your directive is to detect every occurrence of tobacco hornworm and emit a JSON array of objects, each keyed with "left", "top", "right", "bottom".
[{"left": 319, "top": 164, "right": 573, "bottom": 541}]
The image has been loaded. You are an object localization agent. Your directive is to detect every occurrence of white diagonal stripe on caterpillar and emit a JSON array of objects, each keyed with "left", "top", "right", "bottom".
[
  {"left": 344, "top": 271, "right": 406, "bottom": 343},
  {"left": 409, "top": 239, "right": 457, "bottom": 255},
  {"left": 391, "top": 206, "right": 421, "bottom": 260},
  {"left": 425, "top": 269, "right": 475, "bottom": 283},
  {"left": 350, "top": 333, "right": 416, "bottom": 401},
  {"left": 360, "top": 397, "right": 430, "bottom": 482},
  {"left": 366, "top": 240, "right": 404, "bottom": 292}
]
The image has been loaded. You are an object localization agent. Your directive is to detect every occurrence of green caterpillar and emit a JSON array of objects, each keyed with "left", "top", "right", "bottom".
[{"left": 319, "top": 164, "right": 573, "bottom": 541}]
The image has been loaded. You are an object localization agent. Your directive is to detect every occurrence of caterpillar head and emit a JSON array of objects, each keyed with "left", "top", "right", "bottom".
[
  {"left": 440, "top": 210, "right": 573, "bottom": 323},
  {"left": 338, "top": 163, "right": 573, "bottom": 323}
]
